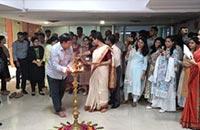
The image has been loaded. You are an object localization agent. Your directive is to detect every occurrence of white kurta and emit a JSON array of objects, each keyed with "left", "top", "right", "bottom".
[{"left": 124, "top": 48, "right": 147, "bottom": 100}]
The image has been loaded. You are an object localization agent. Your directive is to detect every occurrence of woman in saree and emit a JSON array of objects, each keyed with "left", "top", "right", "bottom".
[
  {"left": 177, "top": 38, "right": 197, "bottom": 108},
  {"left": 180, "top": 37, "right": 200, "bottom": 129},
  {"left": 84, "top": 32, "right": 113, "bottom": 113}
]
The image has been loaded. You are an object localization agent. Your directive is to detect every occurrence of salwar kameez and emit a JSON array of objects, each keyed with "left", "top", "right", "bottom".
[
  {"left": 151, "top": 49, "right": 179, "bottom": 112},
  {"left": 124, "top": 48, "right": 148, "bottom": 102}
]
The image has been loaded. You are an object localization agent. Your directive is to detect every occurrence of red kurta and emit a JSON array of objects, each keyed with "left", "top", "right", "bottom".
[{"left": 180, "top": 48, "right": 200, "bottom": 129}]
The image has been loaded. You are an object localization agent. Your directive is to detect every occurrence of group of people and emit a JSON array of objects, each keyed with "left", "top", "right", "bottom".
[{"left": 0, "top": 26, "right": 200, "bottom": 129}]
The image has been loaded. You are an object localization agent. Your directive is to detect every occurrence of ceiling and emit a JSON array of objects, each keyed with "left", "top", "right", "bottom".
[{"left": 0, "top": 0, "right": 199, "bottom": 26}]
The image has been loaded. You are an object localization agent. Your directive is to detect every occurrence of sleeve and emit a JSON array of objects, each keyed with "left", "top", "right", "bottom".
[
  {"left": 51, "top": 48, "right": 68, "bottom": 73},
  {"left": 12, "top": 42, "right": 17, "bottom": 61},
  {"left": 142, "top": 56, "right": 148, "bottom": 71}
]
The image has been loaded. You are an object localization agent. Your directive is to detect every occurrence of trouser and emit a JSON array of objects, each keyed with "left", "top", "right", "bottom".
[
  {"left": 110, "top": 66, "right": 122, "bottom": 106},
  {"left": 0, "top": 78, "right": 6, "bottom": 91},
  {"left": 47, "top": 75, "right": 66, "bottom": 112},
  {"left": 30, "top": 80, "right": 44, "bottom": 92},
  {"left": 14, "top": 58, "right": 27, "bottom": 90}
]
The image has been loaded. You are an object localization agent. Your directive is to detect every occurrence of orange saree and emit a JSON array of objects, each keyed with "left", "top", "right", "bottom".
[{"left": 180, "top": 48, "right": 200, "bottom": 129}]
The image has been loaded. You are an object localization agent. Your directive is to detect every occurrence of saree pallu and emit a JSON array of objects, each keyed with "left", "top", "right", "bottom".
[
  {"left": 85, "top": 45, "right": 113, "bottom": 111},
  {"left": 181, "top": 48, "right": 200, "bottom": 129}
]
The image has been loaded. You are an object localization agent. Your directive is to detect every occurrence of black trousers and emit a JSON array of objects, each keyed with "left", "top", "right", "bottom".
[
  {"left": 110, "top": 66, "right": 122, "bottom": 106},
  {"left": 14, "top": 59, "right": 27, "bottom": 90},
  {"left": 0, "top": 78, "right": 6, "bottom": 91},
  {"left": 30, "top": 80, "right": 44, "bottom": 92},
  {"left": 47, "top": 75, "right": 66, "bottom": 112}
]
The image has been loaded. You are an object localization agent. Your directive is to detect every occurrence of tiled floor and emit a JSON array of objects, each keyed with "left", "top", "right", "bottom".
[
  {"left": 0, "top": 80, "right": 189, "bottom": 130},
  {"left": 0, "top": 68, "right": 188, "bottom": 130}
]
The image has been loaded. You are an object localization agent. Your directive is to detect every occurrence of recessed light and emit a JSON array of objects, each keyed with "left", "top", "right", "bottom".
[
  {"left": 44, "top": 21, "right": 49, "bottom": 25},
  {"left": 100, "top": 20, "right": 105, "bottom": 25}
]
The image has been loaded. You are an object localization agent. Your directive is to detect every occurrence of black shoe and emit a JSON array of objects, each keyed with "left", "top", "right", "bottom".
[
  {"left": 108, "top": 100, "right": 113, "bottom": 105},
  {"left": 111, "top": 104, "right": 120, "bottom": 109},
  {"left": 31, "top": 92, "right": 36, "bottom": 96},
  {"left": 22, "top": 90, "right": 28, "bottom": 94},
  {"left": 0, "top": 122, "right": 2, "bottom": 126}
]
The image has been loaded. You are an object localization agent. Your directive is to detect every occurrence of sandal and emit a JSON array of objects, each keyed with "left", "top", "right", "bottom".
[
  {"left": 14, "top": 93, "right": 23, "bottom": 98},
  {"left": 9, "top": 92, "right": 17, "bottom": 99}
]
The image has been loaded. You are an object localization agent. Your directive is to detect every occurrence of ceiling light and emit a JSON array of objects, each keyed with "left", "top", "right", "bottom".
[
  {"left": 44, "top": 21, "right": 49, "bottom": 25},
  {"left": 100, "top": 20, "right": 105, "bottom": 25}
]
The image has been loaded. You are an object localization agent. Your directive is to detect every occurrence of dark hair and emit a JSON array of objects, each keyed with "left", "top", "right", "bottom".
[
  {"left": 0, "top": 35, "right": 5, "bottom": 42},
  {"left": 150, "top": 37, "right": 164, "bottom": 54},
  {"left": 139, "top": 30, "right": 149, "bottom": 39},
  {"left": 151, "top": 26, "right": 158, "bottom": 32},
  {"left": 46, "top": 36, "right": 59, "bottom": 44},
  {"left": 131, "top": 31, "right": 137, "bottom": 38},
  {"left": 83, "top": 36, "right": 89, "bottom": 41},
  {"left": 59, "top": 33, "right": 72, "bottom": 43},
  {"left": 190, "top": 36, "right": 200, "bottom": 45},
  {"left": 90, "top": 30, "right": 97, "bottom": 35},
  {"left": 105, "top": 30, "right": 112, "bottom": 35},
  {"left": 77, "top": 26, "right": 83, "bottom": 31},
  {"left": 107, "top": 35, "right": 116, "bottom": 45},
  {"left": 31, "top": 37, "right": 39, "bottom": 43},
  {"left": 38, "top": 32, "right": 45, "bottom": 37},
  {"left": 178, "top": 26, "right": 188, "bottom": 36},
  {"left": 45, "top": 29, "right": 51, "bottom": 34},
  {"left": 69, "top": 31, "right": 74, "bottom": 36},
  {"left": 17, "top": 32, "right": 24, "bottom": 36},
  {"left": 91, "top": 31, "right": 105, "bottom": 43},
  {"left": 165, "top": 36, "right": 176, "bottom": 56},
  {"left": 136, "top": 37, "right": 149, "bottom": 56},
  {"left": 23, "top": 32, "right": 28, "bottom": 36}
]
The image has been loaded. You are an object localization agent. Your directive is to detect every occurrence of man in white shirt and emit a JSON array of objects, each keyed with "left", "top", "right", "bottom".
[
  {"left": 106, "top": 34, "right": 122, "bottom": 108},
  {"left": 47, "top": 33, "right": 73, "bottom": 118}
]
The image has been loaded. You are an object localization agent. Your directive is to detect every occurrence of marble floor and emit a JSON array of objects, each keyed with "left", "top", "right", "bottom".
[{"left": 0, "top": 78, "right": 189, "bottom": 130}]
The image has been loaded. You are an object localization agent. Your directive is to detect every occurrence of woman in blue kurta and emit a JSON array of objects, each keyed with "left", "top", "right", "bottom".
[{"left": 124, "top": 37, "right": 149, "bottom": 107}]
